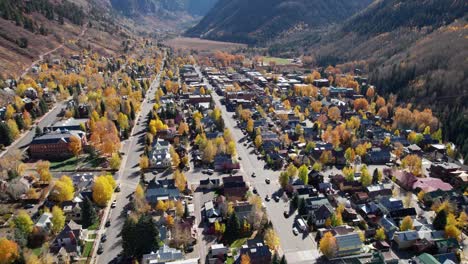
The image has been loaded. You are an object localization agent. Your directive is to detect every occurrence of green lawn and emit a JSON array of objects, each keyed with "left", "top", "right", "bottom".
[
  {"left": 82, "top": 241, "right": 94, "bottom": 257},
  {"left": 88, "top": 233, "right": 97, "bottom": 239},
  {"left": 262, "top": 56, "right": 291, "bottom": 65},
  {"left": 88, "top": 220, "right": 100, "bottom": 231},
  {"left": 32, "top": 247, "right": 42, "bottom": 256},
  {"left": 50, "top": 156, "right": 80, "bottom": 171},
  {"left": 230, "top": 237, "right": 248, "bottom": 249},
  {"left": 225, "top": 257, "right": 234, "bottom": 264}
]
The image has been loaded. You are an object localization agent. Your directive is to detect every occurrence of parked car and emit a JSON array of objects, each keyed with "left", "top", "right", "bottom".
[
  {"left": 273, "top": 195, "right": 280, "bottom": 202},
  {"left": 283, "top": 211, "right": 289, "bottom": 218},
  {"left": 23, "top": 204, "right": 34, "bottom": 209},
  {"left": 265, "top": 178, "right": 271, "bottom": 184},
  {"left": 115, "top": 184, "right": 121, "bottom": 192},
  {"left": 292, "top": 227, "right": 299, "bottom": 236},
  {"left": 105, "top": 220, "right": 111, "bottom": 227},
  {"left": 111, "top": 200, "right": 117, "bottom": 208},
  {"left": 265, "top": 195, "right": 270, "bottom": 201},
  {"left": 101, "top": 234, "right": 107, "bottom": 242},
  {"left": 97, "top": 245, "right": 104, "bottom": 254},
  {"left": 253, "top": 188, "right": 258, "bottom": 194},
  {"left": 206, "top": 169, "right": 214, "bottom": 175}
]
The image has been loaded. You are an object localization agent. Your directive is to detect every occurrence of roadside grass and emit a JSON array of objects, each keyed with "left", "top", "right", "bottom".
[
  {"left": 262, "top": 56, "right": 291, "bottom": 65},
  {"left": 225, "top": 257, "right": 234, "bottom": 264},
  {"left": 82, "top": 241, "right": 94, "bottom": 257},
  {"left": 88, "top": 233, "right": 97, "bottom": 239}
]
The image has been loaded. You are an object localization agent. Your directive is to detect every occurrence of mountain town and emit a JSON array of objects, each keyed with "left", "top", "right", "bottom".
[{"left": 0, "top": 1, "right": 467, "bottom": 264}]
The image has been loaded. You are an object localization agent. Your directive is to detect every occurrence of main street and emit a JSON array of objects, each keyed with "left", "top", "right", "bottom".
[
  {"left": 195, "top": 67, "right": 320, "bottom": 263},
  {"left": 92, "top": 52, "right": 166, "bottom": 264}
]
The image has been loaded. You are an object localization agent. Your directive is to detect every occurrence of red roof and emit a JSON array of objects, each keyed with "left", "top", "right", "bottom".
[{"left": 412, "top": 177, "right": 452, "bottom": 192}]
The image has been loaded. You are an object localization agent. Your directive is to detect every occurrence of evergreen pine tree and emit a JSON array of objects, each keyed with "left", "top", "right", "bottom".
[
  {"left": 81, "top": 197, "right": 97, "bottom": 228},
  {"left": 0, "top": 122, "right": 13, "bottom": 145},
  {"left": 433, "top": 209, "right": 447, "bottom": 230}
]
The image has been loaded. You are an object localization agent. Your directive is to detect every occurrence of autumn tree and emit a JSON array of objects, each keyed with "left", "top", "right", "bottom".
[
  {"left": 342, "top": 166, "right": 354, "bottom": 181},
  {"left": 13, "top": 210, "right": 34, "bottom": 235},
  {"left": 92, "top": 175, "right": 115, "bottom": 206},
  {"left": 173, "top": 170, "right": 187, "bottom": 192},
  {"left": 117, "top": 113, "right": 129, "bottom": 131},
  {"left": 366, "top": 87, "right": 375, "bottom": 99},
  {"left": 90, "top": 119, "right": 121, "bottom": 156},
  {"left": 319, "top": 232, "right": 337, "bottom": 258},
  {"left": 344, "top": 148, "right": 356, "bottom": 164},
  {"left": 401, "top": 154, "right": 422, "bottom": 176},
  {"left": 279, "top": 172, "right": 290, "bottom": 189},
  {"left": 7, "top": 119, "right": 19, "bottom": 139},
  {"left": 139, "top": 156, "right": 149, "bottom": 170},
  {"left": 298, "top": 165, "right": 308, "bottom": 184},
  {"left": 241, "top": 254, "right": 251, "bottom": 264},
  {"left": 227, "top": 141, "right": 237, "bottom": 157},
  {"left": 254, "top": 135, "right": 263, "bottom": 149},
  {"left": 264, "top": 228, "right": 280, "bottom": 250},
  {"left": 202, "top": 140, "right": 216, "bottom": 163},
  {"left": 50, "top": 175, "right": 74, "bottom": 202},
  {"left": 109, "top": 152, "right": 121, "bottom": 170},
  {"left": 246, "top": 119, "right": 254, "bottom": 134},
  {"left": 360, "top": 165, "right": 372, "bottom": 187},
  {"left": 287, "top": 164, "right": 298, "bottom": 178},
  {"left": 51, "top": 206, "right": 65, "bottom": 234},
  {"left": 400, "top": 216, "right": 414, "bottom": 231},
  {"left": 36, "top": 160, "right": 52, "bottom": 183},
  {"left": 375, "top": 227, "right": 386, "bottom": 241},
  {"left": 169, "top": 146, "right": 180, "bottom": 168},
  {"left": 354, "top": 98, "right": 369, "bottom": 111},
  {"left": 0, "top": 238, "right": 19, "bottom": 264},
  {"left": 68, "top": 135, "right": 82, "bottom": 158},
  {"left": 328, "top": 107, "right": 341, "bottom": 122},
  {"left": 443, "top": 224, "right": 460, "bottom": 241}
]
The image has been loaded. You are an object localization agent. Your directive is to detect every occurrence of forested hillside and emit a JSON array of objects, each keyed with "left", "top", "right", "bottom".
[
  {"left": 269, "top": 0, "right": 468, "bottom": 160},
  {"left": 186, "top": 0, "right": 373, "bottom": 44},
  {"left": 110, "top": 0, "right": 217, "bottom": 17}
]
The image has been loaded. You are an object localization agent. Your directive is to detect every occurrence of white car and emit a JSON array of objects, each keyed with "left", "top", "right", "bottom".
[
  {"left": 111, "top": 200, "right": 117, "bottom": 208},
  {"left": 292, "top": 227, "right": 299, "bottom": 236}
]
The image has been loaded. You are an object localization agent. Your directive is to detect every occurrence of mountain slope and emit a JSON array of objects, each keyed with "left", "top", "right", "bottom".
[
  {"left": 186, "top": 0, "right": 373, "bottom": 44},
  {"left": 109, "top": 0, "right": 218, "bottom": 17},
  {"left": 0, "top": 0, "right": 139, "bottom": 76},
  {"left": 269, "top": 0, "right": 468, "bottom": 159}
]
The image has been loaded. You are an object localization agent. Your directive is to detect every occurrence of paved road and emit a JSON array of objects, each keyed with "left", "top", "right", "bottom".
[
  {"left": 93, "top": 52, "right": 166, "bottom": 264},
  {"left": 195, "top": 67, "right": 320, "bottom": 263},
  {"left": 0, "top": 101, "right": 68, "bottom": 158}
]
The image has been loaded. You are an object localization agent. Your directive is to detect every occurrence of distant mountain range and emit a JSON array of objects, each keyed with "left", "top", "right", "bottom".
[
  {"left": 110, "top": 0, "right": 218, "bottom": 17},
  {"left": 186, "top": 0, "right": 373, "bottom": 44}
]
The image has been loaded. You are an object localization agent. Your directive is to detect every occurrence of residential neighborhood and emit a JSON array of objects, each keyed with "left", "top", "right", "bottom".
[{"left": 0, "top": 46, "right": 467, "bottom": 264}]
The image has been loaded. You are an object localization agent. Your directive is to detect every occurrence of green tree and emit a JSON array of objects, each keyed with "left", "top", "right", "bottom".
[
  {"left": 81, "top": 197, "right": 97, "bottom": 228},
  {"left": 226, "top": 213, "right": 241, "bottom": 241},
  {"left": 122, "top": 215, "right": 160, "bottom": 258},
  {"left": 279, "top": 172, "right": 290, "bottom": 189},
  {"left": 13, "top": 211, "right": 33, "bottom": 235},
  {"left": 433, "top": 209, "right": 447, "bottom": 230},
  {"left": 0, "top": 122, "right": 13, "bottom": 145}
]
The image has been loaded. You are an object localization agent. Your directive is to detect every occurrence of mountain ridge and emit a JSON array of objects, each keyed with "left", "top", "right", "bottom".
[{"left": 186, "top": 0, "right": 373, "bottom": 44}]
